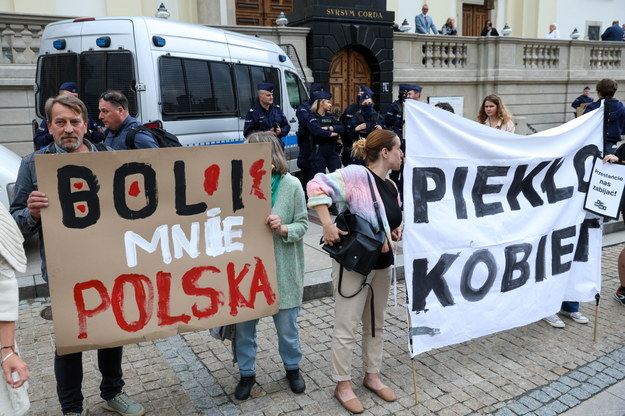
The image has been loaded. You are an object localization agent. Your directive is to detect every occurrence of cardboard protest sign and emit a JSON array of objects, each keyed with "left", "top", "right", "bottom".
[
  {"left": 403, "top": 101, "right": 604, "bottom": 357},
  {"left": 36, "top": 144, "right": 278, "bottom": 355},
  {"left": 584, "top": 156, "right": 625, "bottom": 219}
]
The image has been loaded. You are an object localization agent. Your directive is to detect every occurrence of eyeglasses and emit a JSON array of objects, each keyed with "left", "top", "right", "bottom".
[{"left": 100, "top": 92, "right": 126, "bottom": 110}]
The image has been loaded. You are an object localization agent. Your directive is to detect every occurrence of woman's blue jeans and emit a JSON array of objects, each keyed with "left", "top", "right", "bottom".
[{"left": 235, "top": 307, "right": 302, "bottom": 377}]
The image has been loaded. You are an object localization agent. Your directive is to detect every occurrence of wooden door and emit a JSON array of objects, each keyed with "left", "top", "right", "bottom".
[
  {"left": 329, "top": 48, "right": 372, "bottom": 115},
  {"left": 236, "top": 0, "right": 293, "bottom": 26},
  {"left": 462, "top": 3, "right": 489, "bottom": 36}
]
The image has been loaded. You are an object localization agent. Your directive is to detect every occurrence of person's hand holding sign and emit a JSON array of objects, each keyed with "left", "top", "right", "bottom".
[
  {"left": 603, "top": 154, "right": 620, "bottom": 164},
  {"left": 266, "top": 214, "right": 288, "bottom": 237},
  {"left": 27, "top": 190, "right": 48, "bottom": 221}
]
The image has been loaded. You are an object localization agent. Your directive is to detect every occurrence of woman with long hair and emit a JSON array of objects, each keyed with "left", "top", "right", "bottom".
[
  {"left": 307, "top": 129, "right": 403, "bottom": 414},
  {"left": 440, "top": 17, "right": 457, "bottom": 35},
  {"left": 477, "top": 94, "right": 515, "bottom": 133}
]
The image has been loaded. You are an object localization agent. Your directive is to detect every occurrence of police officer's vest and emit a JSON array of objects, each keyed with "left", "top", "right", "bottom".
[
  {"left": 355, "top": 111, "right": 379, "bottom": 138},
  {"left": 313, "top": 113, "right": 338, "bottom": 145}
]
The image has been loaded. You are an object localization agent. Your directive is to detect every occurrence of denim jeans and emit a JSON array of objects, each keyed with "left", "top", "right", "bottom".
[
  {"left": 561, "top": 301, "right": 579, "bottom": 313},
  {"left": 235, "top": 307, "right": 302, "bottom": 377},
  {"left": 55, "top": 347, "right": 124, "bottom": 414}
]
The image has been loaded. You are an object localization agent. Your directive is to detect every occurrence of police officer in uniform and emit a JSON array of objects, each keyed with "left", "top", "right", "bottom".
[
  {"left": 385, "top": 84, "right": 421, "bottom": 200},
  {"left": 340, "top": 86, "right": 375, "bottom": 166},
  {"left": 346, "top": 89, "right": 383, "bottom": 165},
  {"left": 243, "top": 82, "right": 290, "bottom": 141},
  {"left": 307, "top": 91, "right": 344, "bottom": 176},
  {"left": 296, "top": 83, "right": 324, "bottom": 190}
]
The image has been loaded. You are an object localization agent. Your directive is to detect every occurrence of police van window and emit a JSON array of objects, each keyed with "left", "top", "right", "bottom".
[
  {"left": 80, "top": 52, "right": 137, "bottom": 119},
  {"left": 285, "top": 71, "right": 308, "bottom": 108},
  {"left": 159, "top": 56, "right": 235, "bottom": 119},
  {"left": 235, "top": 64, "right": 281, "bottom": 115},
  {"left": 35, "top": 53, "right": 78, "bottom": 118}
]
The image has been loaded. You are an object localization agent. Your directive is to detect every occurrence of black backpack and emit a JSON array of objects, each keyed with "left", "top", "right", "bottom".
[{"left": 125, "top": 124, "right": 182, "bottom": 149}]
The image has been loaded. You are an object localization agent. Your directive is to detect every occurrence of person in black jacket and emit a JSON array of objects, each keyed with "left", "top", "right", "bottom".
[
  {"left": 385, "top": 84, "right": 421, "bottom": 200},
  {"left": 295, "top": 83, "right": 325, "bottom": 191},
  {"left": 340, "top": 86, "right": 374, "bottom": 166},
  {"left": 571, "top": 86, "right": 593, "bottom": 118},
  {"left": 307, "top": 91, "right": 345, "bottom": 176},
  {"left": 347, "top": 92, "right": 384, "bottom": 165},
  {"left": 480, "top": 20, "right": 499, "bottom": 36},
  {"left": 583, "top": 78, "right": 625, "bottom": 155}
]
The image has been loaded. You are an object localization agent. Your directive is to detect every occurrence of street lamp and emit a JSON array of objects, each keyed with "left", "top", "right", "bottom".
[
  {"left": 570, "top": 28, "right": 581, "bottom": 40},
  {"left": 275, "top": 12, "right": 288, "bottom": 27},
  {"left": 400, "top": 19, "right": 412, "bottom": 32},
  {"left": 156, "top": 3, "right": 170, "bottom": 19}
]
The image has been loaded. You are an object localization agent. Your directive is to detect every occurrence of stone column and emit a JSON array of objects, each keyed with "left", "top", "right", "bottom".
[{"left": 197, "top": 0, "right": 236, "bottom": 26}]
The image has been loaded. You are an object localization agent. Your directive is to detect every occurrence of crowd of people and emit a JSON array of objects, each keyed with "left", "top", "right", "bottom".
[
  {"left": 2, "top": 67, "right": 623, "bottom": 414},
  {"left": 413, "top": 3, "right": 625, "bottom": 42}
]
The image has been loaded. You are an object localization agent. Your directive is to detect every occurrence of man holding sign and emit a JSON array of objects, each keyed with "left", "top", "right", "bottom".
[{"left": 10, "top": 94, "right": 145, "bottom": 416}]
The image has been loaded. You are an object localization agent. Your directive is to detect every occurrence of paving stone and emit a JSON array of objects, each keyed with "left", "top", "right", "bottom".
[{"left": 16, "top": 242, "right": 625, "bottom": 415}]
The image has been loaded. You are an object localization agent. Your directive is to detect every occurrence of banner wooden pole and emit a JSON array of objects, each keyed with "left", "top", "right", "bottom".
[
  {"left": 406, "top": 305, "right": 419, "bottom": 405},
  {"left": 593, "top": 293, "right": 600, "bottom": 342}
]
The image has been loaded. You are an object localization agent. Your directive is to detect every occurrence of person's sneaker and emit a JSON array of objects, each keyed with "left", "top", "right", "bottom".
[
  {"left": 102, "top": 392, "right": 145, "bottom": 416},
  {"left": 559, "top": 310, "right": 589, "bottom": 324},
  {"left": 614, "top": 291, "right": 625, "bottom": 306},
  {"left": 286, "top": 369, "right": 306, "bottom": 393},
  {"left": 40, "top": 305, "right": 53, "bottom": 321},
  {"left": 234, "top": 376, "right": 256, "bottom": 400},
  {"left": 543, "top": 314, "right": 565, "bottom": 328},
  {"left": 64, "top": 411, "right": 89, "bottom": 416}
]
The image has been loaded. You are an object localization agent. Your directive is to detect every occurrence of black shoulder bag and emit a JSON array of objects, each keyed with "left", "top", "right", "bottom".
[{"left": 321, "top": 172, "right": 389, "bottom": 336}]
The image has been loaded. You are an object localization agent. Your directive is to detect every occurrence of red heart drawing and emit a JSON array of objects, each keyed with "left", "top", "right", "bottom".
[
  {"left": 73, "top": 182, "right": 83, "bottom": 190},
  {"left": 204, "top": 164, "right": 220, "bottom": 195},
  {"left": 76, "top": 205, "right": 86, "bottom": 213},
  {"left": 128, "top": 181, "right": 140, "bottom": 197}
]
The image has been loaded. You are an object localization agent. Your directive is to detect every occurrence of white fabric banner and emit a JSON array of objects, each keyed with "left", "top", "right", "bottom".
[{"left": 403, "top": 100, "right": 604, "bottom": 357}]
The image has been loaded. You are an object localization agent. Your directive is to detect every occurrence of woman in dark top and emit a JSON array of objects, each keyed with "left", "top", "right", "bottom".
[
  {"left": 480, "top": 19, "right": 499, "bottom": 36},
  {"left": 307, "top": 129, "right": 403, "bottom": 414}
]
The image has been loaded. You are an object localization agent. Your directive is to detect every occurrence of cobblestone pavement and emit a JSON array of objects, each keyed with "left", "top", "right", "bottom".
[{"left": 17, "top": 243, "right": 625, "bottom": 415}]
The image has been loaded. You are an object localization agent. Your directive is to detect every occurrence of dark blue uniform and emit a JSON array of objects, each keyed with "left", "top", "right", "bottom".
[
  {"left": 296, "top": 100, "right": 314, "bottom": 179},
  {"left": 384, "top": 100, "right": 404, "bottom": 138},
  {"left": 584, "top": 98, "right": 625, "bottom": 155},
  {"left": 243, "top": 104, "right": 290, "bottom": 140},
  {"left": 33, "top": 117, "right": 104, "bottom": 150},
  {"left": 307, "top": 111, "right": 344, "bottom": 175}
]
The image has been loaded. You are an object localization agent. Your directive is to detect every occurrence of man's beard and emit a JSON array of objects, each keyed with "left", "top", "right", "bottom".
[{"left": 58, "top": 135, "right": 82, "bottom": 152}]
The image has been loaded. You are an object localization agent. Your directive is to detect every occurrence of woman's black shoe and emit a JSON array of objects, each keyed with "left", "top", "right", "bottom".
[
  {"left": 286, "top": 369, "right": 306, "bottom": 393},
  {"left": 234, "top": 376, "right": 255, "bottom": 400}
]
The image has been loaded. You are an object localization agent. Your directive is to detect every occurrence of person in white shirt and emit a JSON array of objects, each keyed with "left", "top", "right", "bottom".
[{"left": 544, "top": 23, "right": 560, "bottom": 39}]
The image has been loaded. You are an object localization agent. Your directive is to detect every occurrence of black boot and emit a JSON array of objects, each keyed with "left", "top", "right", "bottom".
[
  {"left": 286, "top": 369, "right": 306, "bottom": 393},
  {"left": 235, "top": 375, "right": 255, "bottom": 400}
]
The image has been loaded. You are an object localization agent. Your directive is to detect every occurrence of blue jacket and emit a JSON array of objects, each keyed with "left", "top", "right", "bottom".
[
  {"left": 243, "top": 103, "right": 290, "bottom": 139},
  {"left": 33, "top": 116, "right": 104, "bottom": 150},
  {"left": 601, "top": 24, "right": 625, "bottom": 41},
  {"left": 584, "top": 99, "right": 625, "bottom": 141},
  {"left": 10, "top": 140, "right": 108, "bottom": 282},
  {"left": 104, "top": 115, "right": 158, "bottom": 150},
  {"left": 571, "top": 94, "right": 593, "bottom": 109},
  {"left": 415, "top": 13, "right": 437, "bottom": 34}
]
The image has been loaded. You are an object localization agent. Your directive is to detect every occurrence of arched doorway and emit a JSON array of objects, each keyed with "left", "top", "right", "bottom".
[{"left": 329, "top": 48, "right": 372, "bottom": 115}]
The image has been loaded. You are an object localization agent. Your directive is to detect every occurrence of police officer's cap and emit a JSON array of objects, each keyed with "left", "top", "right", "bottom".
[
  {"left": 257, "top": 82, "right": 275, "bottom": 92},
  {"left": 583, "top": 86, "right": 590, "bottom": 91},
  {"left": 59, "top": 82, "right": 78, "bottom": 93},
  {"left": 399, "top": 84, "right": 422, "bottom": 93},
  {"left": 359, "top": 86, "right": 374, "bottom": 98},
  {"left": 310, "top": 83, "right": 324, "bottom": 93},
  {"left": 312, "top": 91, "right": 332, "bottom": 101}
]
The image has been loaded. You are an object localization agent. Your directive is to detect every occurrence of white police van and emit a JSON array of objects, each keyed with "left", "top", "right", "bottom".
[{"left": 35, "top": 16, "right": 308, "bottom": 170}]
